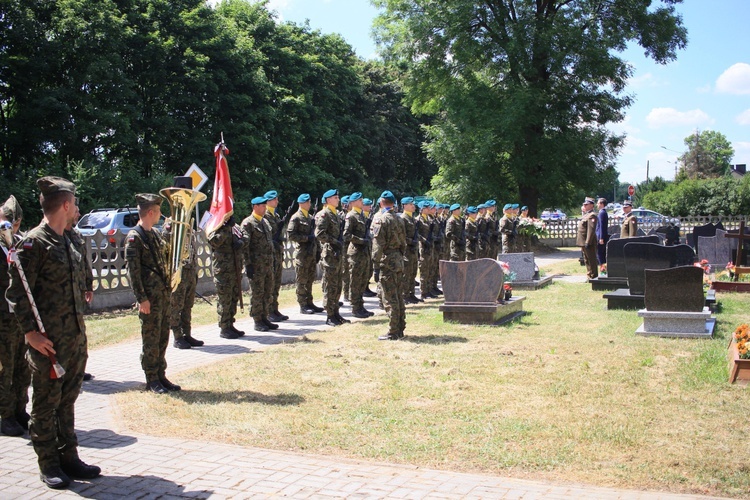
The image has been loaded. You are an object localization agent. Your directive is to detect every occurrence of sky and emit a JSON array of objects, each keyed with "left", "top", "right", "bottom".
[{"left": 261, "top": 0, "right": 749, "bottom": 185}]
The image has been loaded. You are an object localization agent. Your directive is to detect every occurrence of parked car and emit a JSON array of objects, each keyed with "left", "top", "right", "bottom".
[
  {"left": 540, "top": 208, "right": 566, "bottom": 222},
  {"left": 610, "top": 207, "right": 679, "bottom": 226},
  {"left": 76, "top": 208, "right": 165, "bottom": 264}
]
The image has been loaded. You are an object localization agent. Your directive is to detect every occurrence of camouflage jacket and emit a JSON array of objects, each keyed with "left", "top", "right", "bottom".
[
  {"left": 372, "top": 208, "right": 406, "bottom": 272},
  {"left": 400, "top": 212, "right": 418, "bottom": 254},
  {"left": 264, "top": 208, "right": 286, "bottom": 253},
  {"left": 344, "top": 208, "right": 368, "bottom": 256},
  {"left": 241, "top": 214, "right": 274, "bottom": 269},
  {"left": 6, "top": 222, "right": 86, "bottom": 340},
  {"left": 208, "top": 221, "right": 244, "bottom": 276},
  {"left": 314, "top": 205, "right": 342, "bottom": 260},
  {"left": 499, "top": 215, "right": 514, "bottom": 237},
  {"left": 125, "top": 225, "right": 170, "bottom": 303},
  {"left": 287, "top": 208, "right": 316, "bottom": 258},
  {"left": 465, "top": 217, "right": 479, "bottom": 256},
  {"left": 66, "top": 228, "right": 93, "bottom": 294}
]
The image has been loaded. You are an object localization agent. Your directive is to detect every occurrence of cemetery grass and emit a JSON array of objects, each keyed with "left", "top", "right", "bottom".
[
  {"left": 85, "top": 284, "right": 324, "bottom": 349},
  {"left": 114, "top": 280, "right": 750, "bottom": 498}
]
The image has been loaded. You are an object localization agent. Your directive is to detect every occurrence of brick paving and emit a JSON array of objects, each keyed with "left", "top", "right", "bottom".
[{"left": 0, "top": 268, "right": 725, "bottom": 498}]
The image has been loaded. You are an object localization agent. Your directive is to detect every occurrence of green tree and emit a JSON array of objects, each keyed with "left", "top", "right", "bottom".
[
  {"left": 374, "top": 0, "right": 687, "bottom": 214},
  {"left": 678, "top": 130, "right": 734, "bottom": 179}
]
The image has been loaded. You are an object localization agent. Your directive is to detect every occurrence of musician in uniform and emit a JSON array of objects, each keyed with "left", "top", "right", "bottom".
[
  {"left": 315, "top": 189, "right": 350, "bottom": 326},
  {"left": 287, "top": 194, "right": 324, "bottom": 314},
  {"left": 263, "top": 190, "right": 289, "bottom": 323},
  {"left": 126, "top": 193, "right": 180, "bottom": 394},
  {"left": 620, "top": 200, "right": 638, "bottom": 238},
  {"left": 241, "top": 197, "right": 278, "bottom": 332},
  {"left": 577, "top": 197, "right": 599, "bottom": 279},
  {"left": 372, "top": 191, "right": 407, "bottom": 340},
  {"left": 7, "top": 176, "right": 100, "bottom": 488}
]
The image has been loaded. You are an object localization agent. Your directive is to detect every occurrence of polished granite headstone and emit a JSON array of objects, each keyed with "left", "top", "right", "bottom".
[
  {"left": 691, "top": 222, "right": 724, "bottom": 255},
  {"left": 624, "top": 243, "right": 696, "bottom": 295},
  {"left": 498, "top": 252, "right": 552, "bottom": 290},
  {"left": 590, "top": 235, "right": 659, "bottom": 291},
  {"left": 439, "top": 259, "right": 525, "bottom": 325},
  {"left": 698, "top": 229, "right": 731, "bottom": 267},
  {"left": 636, "top": 266, "right": 715, "bottom": 338}
]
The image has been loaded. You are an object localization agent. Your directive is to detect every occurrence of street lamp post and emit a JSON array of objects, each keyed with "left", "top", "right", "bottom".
[{"left": 661, "top": 146, "right": 682, "bottom": 179}]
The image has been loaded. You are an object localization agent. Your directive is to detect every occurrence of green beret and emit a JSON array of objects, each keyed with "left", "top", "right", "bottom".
[
  {"left": 37, "top": 176, "right": 75, "bottom": 196},
  {"left": 135, "top": 193, "right": 164, "bottom": 208},
  {"left": 2, "top": 195, "right": 23, "bottom": 222}
]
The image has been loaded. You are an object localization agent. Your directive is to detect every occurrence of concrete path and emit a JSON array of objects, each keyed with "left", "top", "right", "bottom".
[{"left": 0, "top": 266, "right": 721, "bottom": 498}]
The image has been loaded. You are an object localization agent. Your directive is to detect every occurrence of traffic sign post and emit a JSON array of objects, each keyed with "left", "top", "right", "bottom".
[
  {"left": 185, "top": 163, "right": 209, "bottom": 227},
  {"left": 627, "top": 185, "right": 635, "bottom": 200}
]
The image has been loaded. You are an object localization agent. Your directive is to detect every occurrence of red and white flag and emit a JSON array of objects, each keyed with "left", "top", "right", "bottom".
[{"left": 204, "top": 142, "right": 235, "bottom": 239}]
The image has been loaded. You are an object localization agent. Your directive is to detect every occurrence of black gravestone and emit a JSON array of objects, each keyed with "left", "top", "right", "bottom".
[
  {"left": 623, "top": 243, "right": 696, "bottom": 295},
  {"left": 605, "top": 236, "right": 660, "bottom": 278},
  {"left": 692, "top": 222, "right": 724, "bottom": 256},
  {"left": 644, "top": 266, "right": 705, "bottom": 312}
]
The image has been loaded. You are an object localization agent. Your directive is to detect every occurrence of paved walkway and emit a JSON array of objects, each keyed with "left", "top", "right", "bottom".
[{"left": 0, "top": 264, "right": 722, "bottom": 498}]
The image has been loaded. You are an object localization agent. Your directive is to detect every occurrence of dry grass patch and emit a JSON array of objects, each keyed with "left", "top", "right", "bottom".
[{"left": 115, "top": 279, "right": 750, "bottom": 498}]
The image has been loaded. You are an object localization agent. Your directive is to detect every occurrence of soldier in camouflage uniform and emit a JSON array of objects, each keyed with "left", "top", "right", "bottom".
[
  {"left": 361, "top": 199, "right": 378, "bottom": 298},
  {"left": 339, "top": 195, "right": 351, "bottom": 303},
  {"left": 416, "top": 201, "right": 436, "bottom": 299},
  {"left": 445, "top": 203, "right": 465, "bottom": 261},
  {"left": 287, "top": 194, "right": 324, "bottom": 314},
  {"left": 241, "top": 197, "right": 279, "bottom": 332},
  {"left": 126, "top": 193, "right": 180, "bottom": 395},
  {"left": 165, "top": 224, "right": 202, "bottom": 350},
  {"left": 0, "top": 195, "right": 31, "bottom": 437},
  {"left": 476, "top": 204, "right": 489, "bottom": 258},
  {"left": 578, "top": 197, "right": 599, "bottom": 280},
  {"left": 485, "top": 200, "right": 499, "bottom": 259},
  {"left": 344, "top": 192, "right": 374, "bottom": 318},
  {"left": 7, "top": 177, "right": 100, "bottom": 489},
  {"left": 499, "top": 204, "right": 515, "bottom": 254},
  {"left": 372, "top": 191, "right": 407, "bottom": 340},
  {"left": 315, "top": 189, "right": 350, "bottom": 326},
  {"left": 400, "top": 197, "right": 421, "bottom": 304},
  {"left": 208, "top": 217, "right": 245, "bottom": 339},
  {"left": 464, "top": 206, "right": 480, "bottom": 260},
  {"left": 263, "top": 190, "right": 289, "bottom": 323},
  {"left": 438, "top": 204, "right": 451, "bottom": 263}
]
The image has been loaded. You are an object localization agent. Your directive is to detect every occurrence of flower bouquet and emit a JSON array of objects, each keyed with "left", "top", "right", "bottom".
[
  {"left": 734, "top": 324, "right": 750, "bottom": 359},
  {"left": 516, "top": 218, "right": 548, "bottom": 238}
]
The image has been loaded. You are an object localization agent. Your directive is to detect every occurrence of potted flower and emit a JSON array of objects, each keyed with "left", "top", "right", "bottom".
[
  {"left": 599, "top": 263, "right": 607, "bottom": 277},
  {"left": 728, "top": 323, "right": 750, "bottom": 384},
  {"left": 498, "top": 261, "right": 517, "bottom": 302},
  {"left": 503, "top": 283, "right": 512, "bottom": 301}
]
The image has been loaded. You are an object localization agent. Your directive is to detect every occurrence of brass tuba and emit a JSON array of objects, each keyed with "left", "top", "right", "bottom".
[{"left": 160, "top": 177, "right": 206, "bottom": 292}]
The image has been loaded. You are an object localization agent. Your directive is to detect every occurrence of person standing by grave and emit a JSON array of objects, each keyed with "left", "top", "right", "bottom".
[
  {"left": 577, "top": 197, "right": 599, "bottom": 279},
  {"left": 445, "top": 203, "right": 465, "bottom": 261},
  {"left": 416, "top": 201, "right": 436, "bottom": 299},
  {"left": 485, "top": 200, "right": 499, "bottom": 258},
  {"left": 263, "top": 190, "right": 289, "bottom": 323},
  {"left": 287, "top": 194, "right": 325, "bottom": 314},
  {"left": 465, "top": 206, "right": 480, "bottom": 260},
  {"left": 400, "top": 197, "right": 421, "bottom": 304},
  {"left": 499, "top": 204, "right": 514, "bottom": 254},
  {"left": 208, "top": 216, "right": 245, "bottom": 339},
  {"left": 620, "top": 200, "right": 638, "bottom": 238},
  {"left": 372, "top": 191, "right": 407, "bottom": 340},
  {"left": 0, "top": 195, "right": 30, "bottom": 437},
  {"left": 315, "top": 189, "right": 350, "bottom": 326},
  {"left": 241, "top": 196, "right": 279, "bottom": 332},
  {"left": 596, "top": 198, "right": 609, "bottom": 272},
  {"left": 126, "top": 193, "right": 181, "bottom": 394},
  {"left": 7, "top": 176, "right": 101, "bottom": 488},
  {"left": 476, "top": 204, "right": 489, "bottom": 258}
]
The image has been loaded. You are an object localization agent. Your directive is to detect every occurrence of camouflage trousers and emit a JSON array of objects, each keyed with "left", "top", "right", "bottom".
[
  {"left": 418, "top": 245, "right": 435, "bottom": 297},
  {"left": 342, "top": 249, "right": 351, "bottom": 301},
  {"left": 270, "top": 247, "right": 284, "bottom": 312},
  {"left": 214, "top": 272, "right": 241, "bottom": 329},
  {"left": 250, "top": 258, "right": 274, "bottom": 320},
  {"left": 449, "top": 241, "right": 465, "bottom": 262},
  {"left": 140, "top": 289, "right": 170, "bottom": 382},
  {"left": 0, "top": 310, "right": 30, "bottom": 419},
  {"left": 402, "top": 247, "right": 418, "bottom": 298},
  {"left": 321, "top": 250, "right": 343, "bottom": 315},
  {"left": 27, "top": 331, "right": 87, "bottom": 469},
  {"left": 294, "top": 252, "right": 318, "bottom": 307},
  {"left": 169, "top": 264, "right": 197, "bottom": 338},
  {"left": 348, "top": 249, "right": 370, "bottom": 310},
  {"left": 429, "top": 248, "right": 440, "bottom": 292},
  {"left": 380, "top": 257, "right": 406, "bottom": 335},
  {"left": 502, "top": 235, "right": 515, "bottom": 254}
]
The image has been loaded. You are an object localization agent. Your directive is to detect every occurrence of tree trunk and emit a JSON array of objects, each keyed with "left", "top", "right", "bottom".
[{"left": 519, "top": 184, "right": 540, "bottom": 218}]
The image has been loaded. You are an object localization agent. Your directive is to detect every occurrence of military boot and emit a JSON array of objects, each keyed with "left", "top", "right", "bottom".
[
  {"left": 230, "top": 324, "right": 245, "bottom": 337},
  {"left": 335, "top": 312, "right": 351, "bottom": 324},
  {"left": 60, "top": 453, "right": 101, "bottom": 479},
  {"left": 308, "top": 303, "right": 325, "bottom": 313},
  {"left": 326, "top": 315, "right": 343, "bottom": 326},
  {"left": 351, "top": 308, "right": 370, "bottom": 319},
  {"left": 1, "top": 417, "right": 24, "bottom": 436},
  {"left": 146, "top": 380, "right": 168, "bottom": 394},
  {"left": 159, "top": 376, "right": 181, "bottom": 391},
  {"left": 254, "top": 318, "right": 270, "bottom": 332},
  {"left": 409, "top": 294, "right": 424, "bottom": 303},
  {"left": 16, "top": 411, "right": 30, "bottom": 431},
  {"left": 40, "top": 466, "right": 71, "bottom": 489},
  {"left": 173, "top": 337, "right": 192, "bottom": 349},
  {"left": 404, "top": 295, "right": 420, "bottom": 305},
  {"left": 220, "top": 327, "right": 239, "bottom": 339},
  {"left": 363, "top": 287, "right": 378, "bottom": 298},
  {"left": 378, "top": 333, "right": 399, "bottom": 341},
  {"left": 300, "top": 304, "right": 315, "bottom": 314},
  {"left": 262, "top": 317, "right": 279, "bottom": 330},
  {"left": 183, "top": 327, "right": 204, "bottom": 346},
  {"left": 268, "top": 310, "right": 289, "bottom": 322}
]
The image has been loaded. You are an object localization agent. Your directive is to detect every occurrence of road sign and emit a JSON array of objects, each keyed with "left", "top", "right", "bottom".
[
  {"left": 185, "top": 163, "right": 209, "bottom": 192},
  {"left": 627, "top": 185, "right": 635, "bottom": 196}
]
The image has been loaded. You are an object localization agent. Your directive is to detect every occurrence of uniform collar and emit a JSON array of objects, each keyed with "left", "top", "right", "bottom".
[
  {"left": 403, "top": 210, "right": 413, "bottom": 217},
  {"left": 267, "top": 206, "right": 276, "bottom": 216},
  {"left": 253, "top": 212, "right": 263, "bottom": 221},
  {"left": 353, "top": 206, "right": 362, "bottom": 214},
  {"left": 300, "top": 208, "right": 309, "bottom": 217},
  {"left": 326, "top": 205, "right": 338, "bottom": 216}
]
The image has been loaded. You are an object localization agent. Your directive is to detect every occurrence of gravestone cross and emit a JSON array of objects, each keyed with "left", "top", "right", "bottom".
[{"left": 725, "top": 221, "right": 750, "bottom": 281}]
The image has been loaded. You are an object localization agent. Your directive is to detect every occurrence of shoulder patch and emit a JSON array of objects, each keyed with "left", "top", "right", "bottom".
[
  {"left": 23, "top": 240, "right": 33, "bottom": 250},
  {"left": 128, "top": 235, "right": 136, "bottom": 244}
]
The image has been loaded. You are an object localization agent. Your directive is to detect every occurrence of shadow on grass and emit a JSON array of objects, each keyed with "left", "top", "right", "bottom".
[
  {"left": 403, "top": 334, "right": 468, "bottom": 344},
  {"left": 171, "top": 390, "right": 305, "bottom": 406}
]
